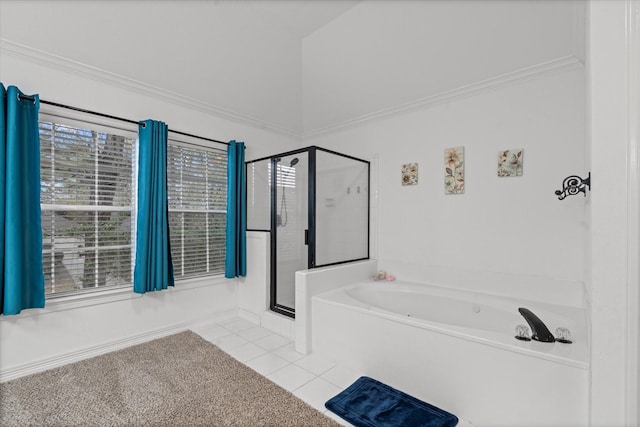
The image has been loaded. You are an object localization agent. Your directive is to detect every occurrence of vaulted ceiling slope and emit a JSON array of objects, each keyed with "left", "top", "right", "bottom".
[
  {"left": 0, "top": 0, "right": 583, "bottom": 138},
  {"left": 303, "top": 0, "right": 584, "bottom": 135}
]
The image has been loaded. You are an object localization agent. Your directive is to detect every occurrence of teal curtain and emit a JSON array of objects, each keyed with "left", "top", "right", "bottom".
[
  {"left": 133, "top": 119, "right": 174, "bottom": 293},
  {"left": 225, "top": 140, "right": 246, "bottom": 278},
  {"left": 0, "top": 84, "right": 45, "bottom": 315}
]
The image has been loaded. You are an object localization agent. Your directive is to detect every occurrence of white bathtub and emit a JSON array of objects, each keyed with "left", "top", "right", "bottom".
[{"left": 312, "top": 280, "right": 589, "bottom": 426}]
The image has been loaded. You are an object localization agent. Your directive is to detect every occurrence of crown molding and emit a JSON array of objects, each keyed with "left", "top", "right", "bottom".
[
  {"left": 1, "top": 39, "right": 583, "bottom": 142},
  {"left": 303, "top": 55, "right": 584, "bottom": 139},
  {"left": 0, "top": 38, "right": 302, "bottom": 139}
]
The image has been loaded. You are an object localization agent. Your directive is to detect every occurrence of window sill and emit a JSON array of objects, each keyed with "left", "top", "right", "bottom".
[{"left": 0, "top": 275, "right": 231, "bottom": 320}]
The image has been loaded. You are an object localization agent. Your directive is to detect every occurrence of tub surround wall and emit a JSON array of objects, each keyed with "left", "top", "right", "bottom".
[
  {"left": 379, "top": 260, "right": 586, "bottom": 309},
  {"left": 294, "top": 260, "right": 377, "bottom": 354}
]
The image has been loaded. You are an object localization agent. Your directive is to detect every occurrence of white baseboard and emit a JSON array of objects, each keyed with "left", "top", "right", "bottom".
[
  {"left": 261, "top": 310, "right": 295, "bottom": 340},
  {"left": 0, "top": 309, "right": 237, "bottom": 383},
  {"left": 238, "top": 309, "right": 261, "bottom": 326}
]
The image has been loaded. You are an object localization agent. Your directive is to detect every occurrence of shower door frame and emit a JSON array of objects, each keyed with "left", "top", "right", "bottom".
[
  {"left": 271, "top": 148, "right": 310, "bottom": 318},
  {"left": 246, "top": 146, "right": 370, "bottom": 319}
]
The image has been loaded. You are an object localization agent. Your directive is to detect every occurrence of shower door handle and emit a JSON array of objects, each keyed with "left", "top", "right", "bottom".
[{"left": 304, "top": 229, "right": 309, "bottom": 245}]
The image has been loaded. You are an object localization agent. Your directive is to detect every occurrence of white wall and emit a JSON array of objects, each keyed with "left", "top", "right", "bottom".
[
  {"left": 306, "top": 68, "right": 586, "bottom": 284},
  {"left": 588, "top": 1, "right": 640, "bottom": 425}
]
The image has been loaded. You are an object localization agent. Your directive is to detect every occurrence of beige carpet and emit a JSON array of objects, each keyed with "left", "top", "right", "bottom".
[{"left": 0, "top": 330, "right": 341, "bottom": 426}]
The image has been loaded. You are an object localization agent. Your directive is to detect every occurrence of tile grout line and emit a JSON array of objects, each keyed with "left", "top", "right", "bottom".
[{"left": 194, "top": 318, "right": 354, "bottom": 426}]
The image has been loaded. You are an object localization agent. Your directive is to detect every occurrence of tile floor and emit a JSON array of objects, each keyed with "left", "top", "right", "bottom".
[
  {"left": 191, "top": 316, "right": 361, "bottom": 426},
  {"left": 191, "top": 316, "right": 473, "bottom": 427}
]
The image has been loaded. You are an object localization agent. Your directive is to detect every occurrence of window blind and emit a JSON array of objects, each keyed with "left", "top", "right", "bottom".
[
  {"left": 167, "top": 141, "right": 227, "bottom": 279},
  {"left": 39, "top": 121, "right": 135, "bottom": 295}
]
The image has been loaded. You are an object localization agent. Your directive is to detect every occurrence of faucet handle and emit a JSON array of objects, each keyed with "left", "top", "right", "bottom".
[
  {"left": 518, "top": 307, "right": 556, "bottom": 342},
  {"left": 515, "top": 324, "right": 531, "bottom": 341},
  {"left": 555, "top": 327, "right": 573, "bottom": 344}
]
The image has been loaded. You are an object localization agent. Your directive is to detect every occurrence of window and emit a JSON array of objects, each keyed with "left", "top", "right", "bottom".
[
  {"left": 167, "top": 141, "right": 227, "bottom": 279},
  {"left": 39, "top": 111, "right": 228, "bottom": 298},
  {"left": 40, "top": 120, "right": 135, "bottom": 296}
]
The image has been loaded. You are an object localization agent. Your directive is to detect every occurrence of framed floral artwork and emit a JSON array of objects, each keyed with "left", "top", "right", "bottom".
[
  {"left": 402, "top": 163, "right": 418, "bottom": 186},
  {"left": 444, "top": 146, "right": 464, "bottom": 194},
  {"left": 497, "top": 149, "right": 523, "bottom": 177}
]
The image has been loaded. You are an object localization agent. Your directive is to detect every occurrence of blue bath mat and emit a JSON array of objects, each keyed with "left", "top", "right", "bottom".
[{"left": 325, "top": 376, "right": 458, "bottom": 427}]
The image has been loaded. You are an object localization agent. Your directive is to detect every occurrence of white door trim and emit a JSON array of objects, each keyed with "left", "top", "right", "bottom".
[{"left": 626, "top": 1, "right": 640, "bottom": 425}]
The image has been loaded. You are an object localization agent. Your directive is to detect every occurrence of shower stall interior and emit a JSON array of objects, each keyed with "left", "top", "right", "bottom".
[{"left": 246, "top": 146, "right": 370, "bottom": 318}]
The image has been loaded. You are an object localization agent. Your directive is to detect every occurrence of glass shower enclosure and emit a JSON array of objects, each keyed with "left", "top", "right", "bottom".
[{"left": 246, "top": 146, "right": 369, "bottom": 318}]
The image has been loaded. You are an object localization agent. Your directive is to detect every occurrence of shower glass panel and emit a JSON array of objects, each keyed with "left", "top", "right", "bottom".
[
  {"left": 245, "top": 146, "right": 369, "bottom": 318},
  {"left": 246, "top": 160, "right": 270, "bottom": 231},
  {"left": 274, "top": 153, "right": 308, "bottom": 315},
  {"left": 315, "top": 150, "right": 369, "bottom": 266}
]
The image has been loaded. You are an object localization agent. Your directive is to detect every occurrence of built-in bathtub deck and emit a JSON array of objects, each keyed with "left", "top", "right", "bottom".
[
  {"left": 318, "top": 280, "right": 589, "bottom": 368},
  {"left": 311, "top": 279, "right": 589, "bottom": 427}
]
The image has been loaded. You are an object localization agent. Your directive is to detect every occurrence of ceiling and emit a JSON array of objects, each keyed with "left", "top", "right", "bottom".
[
  {"left": 0, "top": 0, "right": 583, "bottom": 138},
  {"left": 302, "top": 0, "right": 584, "bottom": 134}
]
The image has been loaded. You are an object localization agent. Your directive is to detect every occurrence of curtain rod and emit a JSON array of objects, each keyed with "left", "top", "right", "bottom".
[{"left": 17, "top": 94, "right": 230, "bottom": 147}]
